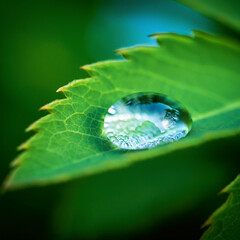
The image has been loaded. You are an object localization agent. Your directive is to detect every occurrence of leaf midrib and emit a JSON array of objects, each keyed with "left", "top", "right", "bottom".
[{"left": 193, "top": 101, "right": 240, "bottom": 121}]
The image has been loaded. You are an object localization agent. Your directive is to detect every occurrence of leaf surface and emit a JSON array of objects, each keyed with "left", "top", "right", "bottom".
[
  {"left": 177, "top": 0, "right": 240, "bottom": 32},
  {"left": 52, "top": 136, "right": 239, "bottom": 238},
  {"left": 201, "top": 175, "right": 240, "bottom": 240},
  {"left": 4, "top": 31, "right": 240, "bottom": 189}
]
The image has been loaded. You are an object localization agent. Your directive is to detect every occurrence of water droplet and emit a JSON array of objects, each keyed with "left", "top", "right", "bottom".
[{"left": 104, "top": 92, "right": 192, "bottom": 150}]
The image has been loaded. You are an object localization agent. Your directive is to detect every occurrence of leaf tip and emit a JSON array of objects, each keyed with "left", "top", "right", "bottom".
[
  {"left": 10, "top": 158, "right": 22, "bottom": 168},
  {"left": 26, "top": 118, "right": 43, "bottom": 132},
  {"left": 148, "top": 33, "right": 159, "bottom": 38},
  {"left": 56, "top": 86, "right": 66, "bottom": 93},
  {"left": 148, "top": 32, "right": 192, "bottom": 46},
  {"left": 201, "top": 218, "right": 211, "bottom": 228},
  {"left": 80, "top": 64, "right": 98, "bottom": 77},
  {"left": 39, "top": 103, "right": 52, "bottom": 111},
  {"left": 80, "top": 64, "right": 92, "bottom": 71},
  {"left": 114, "top": 47, "right": 139, "bottom": 59},
  {"left": 220, "top": 187, "right": 228, "bottom": 193},
  {"left": 17, "top": 142, "right": 29, "bottom": 151},
  {"left": 26, "top": 123, "right": 35, "bottom": 132},
  {"left": 114, "top": 48, "right": 128, "bottom": 57},
  {"left": 2, "top": 173, "right": 13, "bottom": 192}
]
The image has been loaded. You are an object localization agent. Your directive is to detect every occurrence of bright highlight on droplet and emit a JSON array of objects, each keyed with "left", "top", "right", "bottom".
[{"left": 104, "top": 92, "right": 192, "bottom": 150}]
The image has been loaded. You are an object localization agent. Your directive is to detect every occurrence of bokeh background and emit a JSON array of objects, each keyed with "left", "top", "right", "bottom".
[{"left": 0, "top": 0, "right": 239, "bottom": 239}]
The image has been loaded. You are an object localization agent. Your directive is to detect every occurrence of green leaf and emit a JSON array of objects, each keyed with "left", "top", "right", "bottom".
[
  {"left": 52, "top": 136, "right": 238, "bottom": 238},
  {"left": 4, "top": 31, "right": 240, "bottom": 189},
  {"left": 177, "top": 0, "right": 240, "bottom": 33},
  {"left": 201, "top": 175, "right": 240, "bottom": 240}
]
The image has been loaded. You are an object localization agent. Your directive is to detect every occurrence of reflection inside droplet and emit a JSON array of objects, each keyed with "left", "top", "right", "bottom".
[{"left": 104, "top": 92, "right": 192, "bottom": 150}]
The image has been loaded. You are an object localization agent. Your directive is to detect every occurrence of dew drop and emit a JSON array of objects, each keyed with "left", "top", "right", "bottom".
[{"left": 104, "top": 92, "right": 192, "bottom": 150}]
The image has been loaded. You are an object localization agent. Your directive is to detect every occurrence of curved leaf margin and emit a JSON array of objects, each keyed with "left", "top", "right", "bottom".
[{"left": 3, "top": 31, "right": 240, "bottom": 190}]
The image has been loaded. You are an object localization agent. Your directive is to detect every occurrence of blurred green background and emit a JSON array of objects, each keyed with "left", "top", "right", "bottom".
[{"left": 1, "top": 0, "right": 239, "bottom": 239}]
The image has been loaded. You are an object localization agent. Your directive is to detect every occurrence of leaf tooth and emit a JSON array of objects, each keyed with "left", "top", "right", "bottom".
[
  {"left": 17, "top": 133, "right": 42, "bottom": 153},
  {"left": 67, "top": 78, "right": 92, "bottom": 88},
  {"left": 81, "top": 63, "right": 111, "bottom": 73},
  {"left": 81, "top": 60, "right": 125, "bottom": 77},
  {"left": 10, "top": 154, "right": 24, "bottom": 167},
  {"left": 57, "top": 81, "right": 79, "bottom": 93},
  {"left": 201, "top": 198, "right": 226, "bottom": 229},
  {"left": 26, "top": 115, "right": 50, "bottom": 132},
  {"left": 115, "top": 46, "right": 156, "bottom": 60},
  {"left": 39, "top": 99, "right": 67, "bottom": 113},
  {"left": 56, "top": 84, "right": 72, "bottom": 96},
  {"left": 17, "top": 141, "right": 29, "bottom": 151},
  {"left": 57, "top": 81, "right": 77, "bottom": 94},
  {"left": 2, "top": 163, "right": 24, "bottom": 191},
  {"left": 2, "top": 173, "right": 13, "bottom": 191},
  {"left": 115, "top": 47, "right": 141, "bottom": 60},
  {"left": 56, "top": 86, "right": 66, "bottom": 93},
  {"left": 80, "top": 64, "right": 92, "bottom": 71},
  {"left": 39, "top": 103, "right": 56, "bottom": 113},
  {"left": 115, "top": 47, "right": 131, "bottom": 59},
  {"left": 221, "top": 174, "right": 240, "bottom": 192},
  {"left": 80, "top": 64, "right": 96, "bottom": 77},
  {"left": 57, "top": 79, "right": 92, "bottom": 97},
  {"left": 2, "top": 154, "right": 26, "bottom": 191},
  {"left": 149, "top": 32, "right": 192, "bottom": 46},
  {"left": 201, "top": 218, "right": 211, "bottom": 228},
  {"left": 201, "top": 184, "right": 238, "bottom": 235},
  {"left": 26, "top": 121, "right": 40, "bottom": 132},
  {"left": 220, "top": 186, "right": 228, "bottom": 193},
  {"left": 39, "top": 104, "right": 52, "bottom": 111}
]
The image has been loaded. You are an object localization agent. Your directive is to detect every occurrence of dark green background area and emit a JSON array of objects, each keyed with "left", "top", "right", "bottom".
[{"left": 0, "top": 0, "right": 238, "bottom": 239}]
